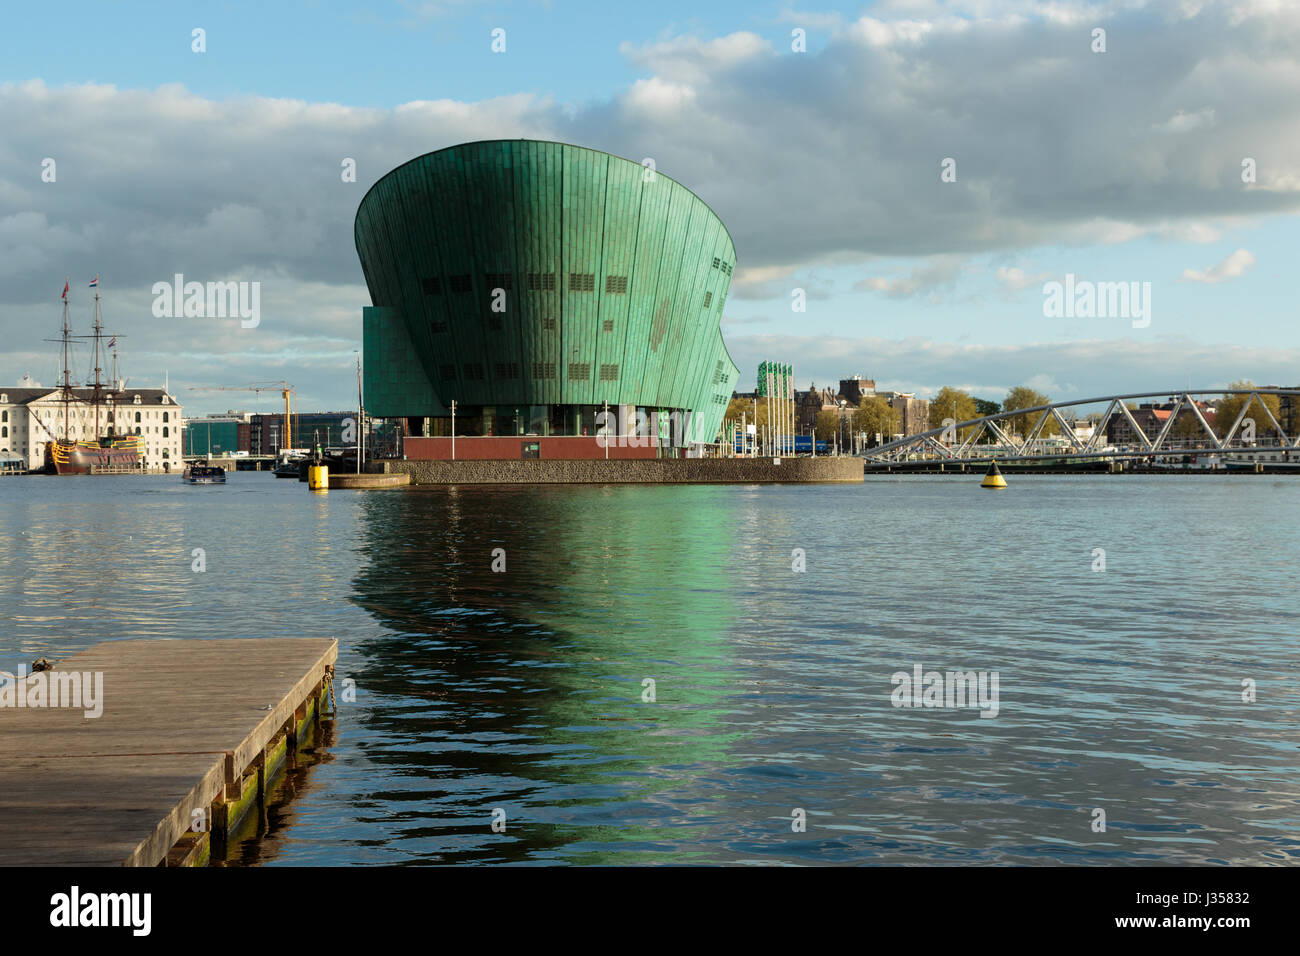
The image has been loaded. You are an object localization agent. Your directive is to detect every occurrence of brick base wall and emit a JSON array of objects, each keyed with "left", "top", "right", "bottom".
[{"left": 375, "top": 457, "right": 863, "bottom": 484}]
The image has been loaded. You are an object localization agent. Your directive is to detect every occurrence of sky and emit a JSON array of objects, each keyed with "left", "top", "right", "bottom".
[{"left": 2, "top": 0, "right": 1298, "bottom": 416}]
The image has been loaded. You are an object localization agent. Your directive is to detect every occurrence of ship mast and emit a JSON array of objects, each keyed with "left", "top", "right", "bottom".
[
  {"left": 90, "top": 283, "right": 104, "bottom": 440},
  {"left": 60, "top": 278, "right": 72, "bottom": 441},
  {"left": 109, "top": 344, "right": 119, "bottom": 438}
]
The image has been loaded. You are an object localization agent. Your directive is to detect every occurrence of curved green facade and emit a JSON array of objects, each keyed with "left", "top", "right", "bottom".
[{"left": 356, "top": 140, "right": 739, "bottom": 443}]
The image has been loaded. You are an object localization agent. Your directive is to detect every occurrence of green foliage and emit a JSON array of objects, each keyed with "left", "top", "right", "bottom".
[
  {"left": 1216, "top": 380, "right": 1281, "bottom": 439},
  {"left": 814, "top": 409, "right": 841, "bottom": 441},
  {"left": 854, "top": 395, "right": 899, "bottom": 442},
  {"left": 1003, "top": 386, "right": 1058, "bottom": 438},
  {"left": 928, "top": 387, "right": 978, "bottom": 440}
]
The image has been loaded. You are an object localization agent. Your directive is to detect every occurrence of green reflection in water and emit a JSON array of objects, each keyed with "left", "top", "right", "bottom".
[{"left": 347, "top": 484, "right": 749, "bottom": 862}]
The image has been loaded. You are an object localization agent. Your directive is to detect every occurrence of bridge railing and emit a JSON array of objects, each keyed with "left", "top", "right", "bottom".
[{"left": 865, "top": 388, "right": 1300, "bottom": 465}]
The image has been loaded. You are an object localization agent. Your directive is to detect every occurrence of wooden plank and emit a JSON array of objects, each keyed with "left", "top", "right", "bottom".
[{"left": 0, "top": 638, "right": 337, "bottom": 867}]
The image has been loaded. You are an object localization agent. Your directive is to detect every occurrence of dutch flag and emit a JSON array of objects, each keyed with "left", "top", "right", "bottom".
[{"left": 88, "top": 275, "right": 99, "bottom": 288}]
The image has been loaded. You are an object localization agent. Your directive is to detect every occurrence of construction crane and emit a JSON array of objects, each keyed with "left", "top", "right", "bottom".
[{"left": 188, "top": 382, "right": 297, "bottom": 456}]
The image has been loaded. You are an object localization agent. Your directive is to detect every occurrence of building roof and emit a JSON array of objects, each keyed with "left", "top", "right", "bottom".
[
  {"left": 0, "top": 388, "right": 57, "bottom": 405},
  {"left": 7, "top": 387, "right": 178, "bottom": 406}
]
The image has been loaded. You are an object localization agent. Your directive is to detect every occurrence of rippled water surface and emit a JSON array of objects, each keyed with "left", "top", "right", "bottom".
[{"left": 2, "top": 473, "right": 1297, "bottom": 865}]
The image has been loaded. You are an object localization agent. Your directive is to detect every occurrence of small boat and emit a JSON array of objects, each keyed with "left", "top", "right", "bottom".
[
  {"left": 184, "top": 463, "right": 226, "bottom": 484},
  {"left": 273, "top": 459, "right": 306, "bottom": 479}
]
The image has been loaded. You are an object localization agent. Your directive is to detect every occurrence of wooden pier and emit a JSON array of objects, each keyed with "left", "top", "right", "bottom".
[{"left": 0, "top": 638, "right": 337, "bottom": 866}]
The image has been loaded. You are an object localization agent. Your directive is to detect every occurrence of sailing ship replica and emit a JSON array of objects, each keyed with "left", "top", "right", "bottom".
[{"left": 42, "top": 277, "right": 144, "bottom": 474}]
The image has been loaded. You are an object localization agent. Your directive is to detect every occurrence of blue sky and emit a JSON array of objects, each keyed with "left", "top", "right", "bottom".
[{"left": 2, "top": 0, "right": 1298, "bottom": 413}]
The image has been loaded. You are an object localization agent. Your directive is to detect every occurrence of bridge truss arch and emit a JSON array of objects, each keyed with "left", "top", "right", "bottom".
[{"left": 865, "top": 388, "right": 1300, "bottom": 465}]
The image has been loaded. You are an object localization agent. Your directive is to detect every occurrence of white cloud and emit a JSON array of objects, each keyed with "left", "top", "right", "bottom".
[
  {"left": 1181, "top": 248, "right": 1256, "bottom": 282},
  {"left": 855, "top": 257, "right": 968, "bottom": 299},
  {"left": 1153, "top": 107, "right": 1217, "bottom": 134},
  {"left": 995, "top": 266, "right": 1052, "bottom": 293}
]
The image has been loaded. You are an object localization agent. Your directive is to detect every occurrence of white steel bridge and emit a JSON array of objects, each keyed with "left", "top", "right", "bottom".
[{"left": 864, "top": 388, "right": 1300, "bottom": 467}]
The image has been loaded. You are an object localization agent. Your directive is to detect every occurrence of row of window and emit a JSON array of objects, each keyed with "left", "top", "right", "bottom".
[
  {"left": 6, "top": 425, "right": 174, "bottom": 439},
  {"left": 435, "top": 363, "right": 622, "bottom": 382},
  {"left": 420, "top": 271, "right": 726, "bottom": 296},
  {"left": 431, "top": 316, "right": 624, "bottom": 335},
  {"left": 428, "top": 296, "right": 719, "bottom": 336},
  {"left": 16, "top": 409, "right": 170, "bottom": 423}
]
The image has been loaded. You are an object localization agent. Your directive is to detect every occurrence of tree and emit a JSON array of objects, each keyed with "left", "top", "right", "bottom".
[
  {"left": 854, "top": 395, "right": 899, "bottom": 444},
  {"left": 723, "top": 396, "right": 793, "bottom": 430},
  {"left": 928, "top": 387, "right": 978, "bottom": 440},
  {"left": 814, "top": 409, "right": 841, "bottom": 442},
  {"left": 1002, "top": 386, "right": 1058, "bottom": 439},
  {"left": 973, "top": 398, "right": 1001, "bottom": 418},
  {"left": 1215, "top": 381, "right": 1281, "bottom": 442}
]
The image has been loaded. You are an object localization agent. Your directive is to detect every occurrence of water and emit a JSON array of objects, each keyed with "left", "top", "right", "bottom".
[{"left": 1, "top": 473, "right": 1297, "bottom": 865}]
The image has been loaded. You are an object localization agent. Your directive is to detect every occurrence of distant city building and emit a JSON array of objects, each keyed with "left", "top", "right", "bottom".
[
  {"left": 248, "top": 411, "right": 357, "bottom": 455},
  {"left": 0, "top": 386, "right": 181, "bottom": 472},
  {"left": 1107, "top": 400, "right": 1217, "bottom": 444},
  {"left": 838, "top": 376, "right": 876, "bottom": 406},
  {"left": 875, "top": 391, "right": 931, "bottom": 438},
  {"left": 777, "top": 376, "right": 932, "bottom": 445},
  {"left": 182, "top": 413, "right": 249, "bottom": 457}
]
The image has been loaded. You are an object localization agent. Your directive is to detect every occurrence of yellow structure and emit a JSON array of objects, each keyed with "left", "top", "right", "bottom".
[
  {"left": 308, "top": 463, "right": 329, "bottom": 491},
  {"left": 981, "top": 460, "right": 1007, "bottom": 489}
]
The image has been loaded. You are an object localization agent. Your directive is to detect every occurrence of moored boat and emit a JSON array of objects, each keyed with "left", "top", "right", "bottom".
[
  {"left": 41, "top": 276, "right": 144, "bottom": 474},
  {"left": 183, "top": 463, "right": 227, "bottom": 484}
]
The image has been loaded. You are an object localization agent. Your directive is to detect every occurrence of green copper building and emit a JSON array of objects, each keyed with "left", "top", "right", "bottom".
[{"left": 357, "top": 140, "right": 739, "bottom": 452}]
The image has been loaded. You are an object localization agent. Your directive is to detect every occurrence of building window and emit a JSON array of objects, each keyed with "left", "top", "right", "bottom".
[
  {"left": 531, "top": 362, "right": 556, "bottom": 380},
  {"left": 463, "top": 363, "right": 485, "bottom": 380},
  {"left": 569, "top": 273, "right": 595, "bottom": 292},
  {"left": 448, "top": 274, "right": 472, "bottom": 294},
  {"left": 133, "top": 394, "right": 142, "bottom": 404},
  {"left": 1, "top": 411, "right": 6, "bottom": 422},
  {"left": 0, "top": 394, "right": 6, "bottom": 403},
  {"left": 1, "top": 427, "right": 6, "bottom": 438},
  {"left": 163, "top": 426, "right": 169, "bottom": 438},
  {"left": 163, "top": 411, "right": 169, "bottom": 422},
  {"left": 602, "top": 319, "right": 614, "bottom": 332},
  {"left": 431, "top": 321, "right": 448, "bottom": 333},
  {"left": 526, "top": 273, "right": 556, "bottom": 291},
  {"left": 541, "top": 317, "right": 556, "bottom": 331},
  {"left": 485, "top": 273, "right": 512, "bottom": 290},
  {"left": 422, "top": 277, "right": 441, "bottom": 295},
  {"left": 599, "top": 364, "right": 619, "bottom": 382},
  {"left": 489, "top": 316, "right": 503, "bottom": 331},
  {"left": 493, "top": 362, "right": 520, "bottom": 379},
  {"left": 439, "top": 364, "right": 456, "bottom": 380},
  {"left": 604, "top": 275, "right": 628, "bottom": 294},
  {"left": 703, "top": 292, "right": 712, "bottom": 308},
  {"left": 135, "top": 411, "right": 141, "bottom": 423},
  {"left": 712, "top": 257, "right": 720, "bottom": 269},
  {"left": 568, "top": 363, "right": 591, "bottom": 380}
]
